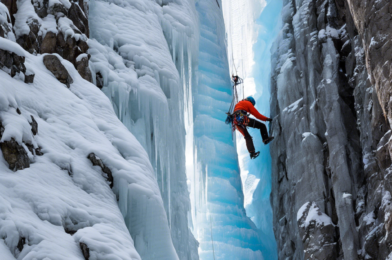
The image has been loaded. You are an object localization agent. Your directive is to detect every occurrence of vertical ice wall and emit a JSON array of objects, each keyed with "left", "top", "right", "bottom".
[
  {"left": 222, "top": 0, "right": 281, "bottom": 258},
  {"left": 88, "top": 0, "right": 199, "bottom": 259},
  {"left": 188, "top": 0, "right": 263, "bottom": 259}
]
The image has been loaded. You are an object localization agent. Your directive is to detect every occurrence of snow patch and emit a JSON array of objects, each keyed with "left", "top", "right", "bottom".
[{"left": 297, "top": 202, "right": 333, "bottom": 228}]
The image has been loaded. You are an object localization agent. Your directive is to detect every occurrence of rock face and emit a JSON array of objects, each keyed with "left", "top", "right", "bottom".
[{"left": 270, "top": 0, "right": 392, "bottom": 259}]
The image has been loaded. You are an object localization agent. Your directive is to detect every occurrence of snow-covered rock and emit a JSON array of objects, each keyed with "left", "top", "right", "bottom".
[{"left": 0, "top": 36, "right": 176, "bottom": 259}]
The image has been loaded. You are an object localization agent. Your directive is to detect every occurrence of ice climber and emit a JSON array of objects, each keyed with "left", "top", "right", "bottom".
[{"left": 232, "top": 96, "right": 274, "bottom": 159}]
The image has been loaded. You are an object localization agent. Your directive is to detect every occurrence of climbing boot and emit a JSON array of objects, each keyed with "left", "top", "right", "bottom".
[
  {"left": 250, "top": 151, "right": 260, "bottom": 159},
  {"left": 263, "top": 136, "right": 274, "bottom": 145}
]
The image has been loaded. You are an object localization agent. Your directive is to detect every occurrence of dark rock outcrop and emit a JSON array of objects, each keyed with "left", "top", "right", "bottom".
[
  {"left": 43, "top": 55, "right": 73, "bottom": 88},
  {"left": 40, "top": 31, "right": 57, "bottom": 54},
  {"left": 0, "top": 49, "right": 35, "bottom": 83},
  {"left": 87, "top": 153, "right": 113, "bottom": 188},
  {"left": 297, "top": 202, "right": 337, "bottom": 260},
  {"left": 76, "top": 54, "right": 92, "bottom": 82},
  {"left": 16, "top": 18, "right": 41, "bottom": 54},
  {"left": 31, "top": 0, "right": 48, "bottom": 18},
  {"left": 17, "top": 237, "right": 25, "bottom": 252},
  {"left": 68, "top": 3, "right": 89, "bottom": 37},
  {"left": 95, "top": 72, "right": 103, "bottom": 89},
  {"left": 24, "top": 70, "right": 35, "bottom": 83},
  {"left": 0, "top": 138, "right": 30, "bottom": 171},
  {"left": 80, "top": 242, "right": 89, "bottom": 260},
  {"left": 30, "top": 115, "right": 38, "bottom": 135}
]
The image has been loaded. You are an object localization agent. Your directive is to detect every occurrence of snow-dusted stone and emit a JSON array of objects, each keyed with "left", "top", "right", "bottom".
[
  {"left": 67, "top": 3, "right": 88, "bottom": 37},
  {"left": 40, "top": 31, "right": 57, "bottom": 54},
  {"left": 297, "top": 202, "right": 337, "bottom": 260},
  {"left": 0, "top": 3, "right": 14, "bottom": 39},
  {"left": 1, "top": 0, "right": 17, "bottom": 24},
  {"left": 76, "top": 53, "right": 92, "bottom": 82},
  {"left": 80, "top": 242, "right": 89, "bottom": 260},
  {"left": 0, "top": 138, "right": 30, "bottom": 171},
  {"left": 48, "top": 3, "right": 67, "bottom": 17},
  {"left": 32, "top": 0, "right": 48, "bottom": 18},
  {"left": 43, "top": 54, "right": 73, "bottom": 87},
  {"left": 15, "top": 18, "right": 40, "bottom": 54},
  {"left": 87, "top": 153, "right": 113, "bottom": 188},
  {"left": 0, "top": 48, "right": 33, "bottom": 82},
  {"left": 24, "top": 69, "right": 35, "bottom": 83},
  {"left": 29, "top": 115, "right": 37, "bottom": 135}
]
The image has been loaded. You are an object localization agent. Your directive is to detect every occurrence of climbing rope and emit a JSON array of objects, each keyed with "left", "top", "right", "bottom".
[{"left": 210, "top": 215, "right": 216, "bottom": 260}]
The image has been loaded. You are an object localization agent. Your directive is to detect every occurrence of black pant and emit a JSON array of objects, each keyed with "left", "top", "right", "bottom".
[{"left": 236, "top": 118, "right": 268, "bottom": 153}]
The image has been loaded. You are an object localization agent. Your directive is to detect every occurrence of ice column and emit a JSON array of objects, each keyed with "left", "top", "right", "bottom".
[
  {"left": 88, "top": 0, "right": 199, "bottom": 259},
  {"left": 188, "top": 0, "right": 263, "bottom": 259},
  {"left": 222, "top": 0, "right": 282, "bottom": 258}
]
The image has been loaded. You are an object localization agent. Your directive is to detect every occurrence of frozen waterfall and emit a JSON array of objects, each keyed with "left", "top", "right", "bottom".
[
  {"left": 88, "top": 0, "right": 199, "bottom": 259},
  {"left": 186, "top": 0, "right": 264, "bottom": 259}
]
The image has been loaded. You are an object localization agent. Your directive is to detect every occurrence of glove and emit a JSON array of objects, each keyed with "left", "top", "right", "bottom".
[{"left": 267, "top": 118, "right": 273, "bottom": 122}]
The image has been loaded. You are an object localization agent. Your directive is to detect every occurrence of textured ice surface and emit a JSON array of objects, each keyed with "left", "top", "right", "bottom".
[
  {"left": 0, "top": 39, "right": 171, "bottom": 259},
  {"left": 222, "top": 0, "right": 281, "bottom": 258},
  {"left": 88, "top": 0, "right": 199, "bottom": 258},
  {"left": 187, "top": 0, "right": 264, "bottom": 259}
]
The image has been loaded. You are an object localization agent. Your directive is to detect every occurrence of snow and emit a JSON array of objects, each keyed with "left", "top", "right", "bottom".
[
  {"left": 318, "top": 26, "right": 339, "bottom": 41},
  {"left": 297, "top": 202, "right": 333, "bottom": 228},
  {"left": 0, "top": 37, "right": 176, "bottom": 259},
  {"left": 343, "top": 193, "right": 352, "bottom": 199},
  {"left": 363, "top": 212, "right": 375, "bottom": 225},
  {"left": 76, "top": 54, "right": 88, "bottom": 63},
  {"left": 88, "top": 0, "right": 199, "bottom": 258},
  {"left": 283, "top": 98, "right": 304, "bottom": 113}
]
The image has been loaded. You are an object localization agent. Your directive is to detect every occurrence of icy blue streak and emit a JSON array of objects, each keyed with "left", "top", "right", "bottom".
[
  {"left": 192, "top": 0, "right": 264, "bottom": 259},
  {"left": 245, "top": 1, "right": 282, "bottom": 259}
]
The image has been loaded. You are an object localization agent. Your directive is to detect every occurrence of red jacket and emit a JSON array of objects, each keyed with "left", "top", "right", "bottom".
[{"left": 234, "top": 100, "right": 268, "bottom": 121}]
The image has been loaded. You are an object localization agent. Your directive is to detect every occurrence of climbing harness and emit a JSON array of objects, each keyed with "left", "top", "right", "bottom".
[{"left": 232, "top": 110, "right": 249, "bottom": 127}]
